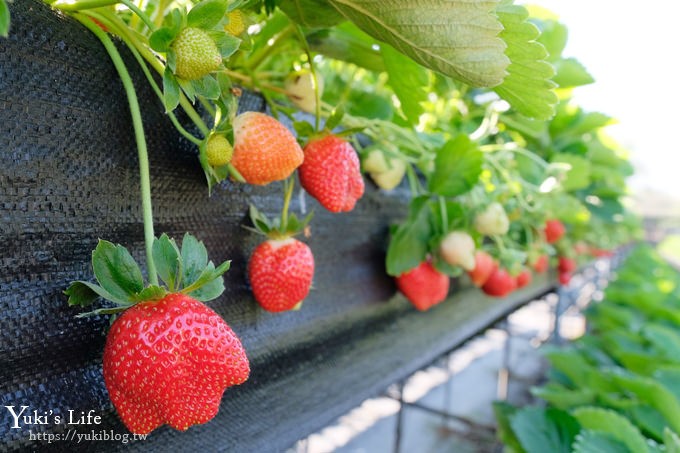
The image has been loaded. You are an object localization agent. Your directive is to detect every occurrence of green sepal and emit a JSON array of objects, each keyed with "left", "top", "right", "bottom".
[
  {"left": 152, "top": 234, "right": 182, "bottom": 291},
  {"left": 0, "top": 0, "right": 10, "bottom": 38},
  {"left": 163, "top": 67, "right": 181, "bottom": 112},
  {"left": 92, "top": 240, "right": 144, "bottom": 302},
  {"left": 178, "top": 77, "right": 195, "bottom": 102},
  {"left": 149, "top": 27, "right": 178, "bottom": 52},
  {"left": 181, "top": 260, "right": 230, "bottom": 296},
  {"left": 166, "top": 49, "right": 177, "bottom": 73},
  {"left": 130, "top": 285, "right": 169, "bottom": 303},
  {"left": 186, "top": 0, "right": 228, "bottom": 30},
  {"left": 324, "top": 105, "right": 345, "bottom": 131},
  {"left": 197, "top": 136, "right": 230, "bottom": 193},
  {"left": 215, "top": 33, "right": 242, "bottom": 58},
  {"left": 293, "top": 120, "right": 315, "bottom": 139},
  {"left": 248, "top": 204, "right": 313, "bottom": 238},
  {"left": 192, "top": 75, "right": 221, "bottom": 100},
  {"left": 162, "top": 8, "right": 185, "bottom": 32},
  {"left": 64, "top": 281, "right": 132, "bottom": 308}
]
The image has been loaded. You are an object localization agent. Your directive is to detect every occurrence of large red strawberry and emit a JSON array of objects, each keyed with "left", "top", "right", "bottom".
[
  {"left": 299, "top": 135, "right": 365, "bottom": 213},
  {"left": 482, "top": 268, "right": 517, "bottom": 297},
  {"left": 467, "top": 251, "right": 497, "bottom": 287},
  {"left": 231, "top": 112, "right": 304, "bottom": 185},
  {"left": 103, "top": 293, "right": 249, "bottom": 434},
  {"left": 248, "top": 237, "right": 315, "bottom": 312},
  {"left": 544, "top": 219, "right": 566, "bottom": 244},
  {"left": 395, "top": 260, "right": 450, "bottom": 311}
]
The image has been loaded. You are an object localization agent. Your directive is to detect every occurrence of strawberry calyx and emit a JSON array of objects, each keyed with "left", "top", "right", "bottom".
[
  {"left": 65, "top": 233, "right": 231, "bottom": 318},
  {"left": 247, "top": 204, "right": 313, "bottom": 241}
]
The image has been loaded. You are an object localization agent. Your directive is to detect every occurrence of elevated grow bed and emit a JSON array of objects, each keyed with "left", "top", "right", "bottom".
[{"left": 0, "top": 2, "right": 555, "bottom": 451}]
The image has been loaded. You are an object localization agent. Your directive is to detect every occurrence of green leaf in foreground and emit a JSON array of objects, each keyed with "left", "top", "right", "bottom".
[
  {"left": 279, "top": 0, "right": 346, "bottom": 28},
  {"left": 386, "top": 196, "right": 432, "bottom": 276},
  {"left": 553, "top": 58, "right": 595, "bottom": 88},
  {"left": 186, "top": 0, "right": 228, "bottom": 30},
  {"left": 572, "top": 407, "right": 650, "bottom": 453},
  {"left": 428, "top": 135, "right": 483, "bottom": 197},
  {"left": 510, "top": 406, "right": 580, "bottom": 453},
  {"left": 382, "top": 44, "right": 428, "bottom": 125},
  {"left": 327, "top": 0, "right": 509, "bottom": 87},
  {"left": 572, "top": 430, "right": 630, "bottom": 453},
  {"left": 0, "top": 0, "right": 11, "bottom": 38},
  {"left": 493, "top": 1, "right": 558, "bottom": 120}
]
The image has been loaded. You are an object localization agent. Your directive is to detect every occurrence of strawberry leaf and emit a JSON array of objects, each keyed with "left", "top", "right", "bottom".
[
  {"left": 215, "top": 33, "right": 242, "bottom": 58},
  {"left": 180, "top": 233, "right": 209, "bottom": 288},
  {"left": 91, "top": 240, "right": 144, "bottom": 302},
  {"left": 386, "top": 196, "right": 433, "bottom": 276},
  {"left": 152, "top": 234, "right": 182, "bottom": 291},
  {"left": 0, "top": 0, "right": 10, "bottom": 38},
  {"left": 187, "top": 0, "right": 229, "bottom": 30},
  {"left": 324, "top": 105, "right": 345, "bottom": 131},
  {"left": 382, "top": 44, "right": 428, "bottom": 125},
  {"left": 428, "top": 135, "right": 483, "bottom": 197},
  {"left": 192, "top": 75, "right": 221, "bottom": 100}
]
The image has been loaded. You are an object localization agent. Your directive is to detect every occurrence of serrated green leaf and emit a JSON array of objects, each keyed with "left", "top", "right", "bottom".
[
  {"left": 152, "top": 234, "right": 182, "bottom": 291},
  {"left": 572, "top": 407, "right": 649, "bottom": 453},
  {"left": 643, "top": 324, "right": 680, "bottom": 360},
  {"left": 186, "top": 0, "right": 228, "bottom": 29},
  {"left": 180, "top": 234, "right": 209, "bottom": 288},
  {"left": 553, "top": 58, "right": 595, "bottom": 88},
  {"left": 572, "top": 430, "right": 630, "bottom": 453},
  {"left": 0, "top": 0, "right": 11, "bottom": 38},
  {"left": 510, "top": 407, "right": 580, "bottom": 453},
  {"left": 493, "top": 2, "right": 557, "bottom": 120},
  {"left": 279, "top": 0, "right": 346, "bottom": 28},
  {"left": 531, "top": 383, "right": 596, "bottom": 410},
  {"left": 92, "top": 240, "right": 144, "bottom": 302},
  {"left": 326, "top": 0, "right": 509, "bottom": 87},
  {"left": 493, "top": 402, "right": 525, "bottom": 453},
  {"left": 428, "top": 135, "right": 483, "bottom": 197},
  {"left": 163, "top": 67, "right": 181, "bottom": 112},
  {"left": 307, "top": 23, "right": 386, "bottom": 73},
  {"left": 131, "top": 285, "right": 168, "bottom": 302},
  {"left": 533, "top": 17, "right": 567, "bottom": 62},
  {"left": 149, "top": 27, "right": 178, "bottom": 52},
  {"left": 382, "top": 44, "right": 428, "bottom": 125},
  {"left": 386, "top": 196, "right": 432, "bottom": 276}
]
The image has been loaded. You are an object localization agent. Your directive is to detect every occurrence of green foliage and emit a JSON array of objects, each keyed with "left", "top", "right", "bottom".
[
  {"left": 0, "top": 0, "right": 9, "bottom": 38},
  {"left": 496, "top": 247, "right": 680, "bottom": 452}
]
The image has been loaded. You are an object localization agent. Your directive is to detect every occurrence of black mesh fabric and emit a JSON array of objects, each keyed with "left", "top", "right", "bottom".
[{"left": 0, "top": 2, "right": 554, "bottom": 451}]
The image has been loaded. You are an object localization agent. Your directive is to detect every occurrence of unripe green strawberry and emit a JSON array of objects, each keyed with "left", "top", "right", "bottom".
[
  {"left": 248, "top": 238, "right": 315, "bottom": 312},
  {"left": 474, "top": 202, "right": 510, "bottom": 236},
  {"left": 439, "top": 231, "right": 476, "bottom": 271},
  {"left": 103, "top": 293, "right": 249, "bottom": 434},
  {"left": 172, "top": 27, "right": 222, "bottom": 81},
  {"left": 206, "top": 134, "right": 233, "bottom": 167}
]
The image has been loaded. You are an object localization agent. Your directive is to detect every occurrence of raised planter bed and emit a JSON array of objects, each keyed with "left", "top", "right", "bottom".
[{"left": 0, "top": 2, "right": 556, "bottom": 450}]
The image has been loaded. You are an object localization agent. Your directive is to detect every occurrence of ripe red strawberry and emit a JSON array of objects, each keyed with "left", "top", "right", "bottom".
[
  {"left": 231, "top": 112, "right": 304, "bottom": 185},
  {"left": 515, "top": 269, "right": 532, "bottom": 288},
  {"left": 558, "top": 256, "right": 576, "bottom": 273},
  {"left": 103, "top": 293, "right": 249, "bottom": 434},
  {"left": 248, "top": 238, "right": 314, "bottom": 312},
  {"left": 482, "top": 268, "right": 517, "bottom": 297},
  {"left": 467, "top": 251, "right": 497, "bottom": 287},
  {"left": 172, "top": 27, "right": 222, "bottom": 80},
  {"left": 531, "top": 254, "right": 549, "bottom": 273},
  {"left": 544, "top": 219, "right": 565, "bottom": 244},
  {"left": 395, "top": 260, "right": 450, "bottom": 311},
  {"left": 559, "top": 272, "right": 572, "bottom": 285},
  {"left": 299, "top": 135, "right": 365, "bottom": 213}
]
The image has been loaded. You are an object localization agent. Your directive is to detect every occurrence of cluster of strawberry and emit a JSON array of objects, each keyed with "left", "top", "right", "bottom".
[
  {"left": 231, "top": 112, "right": 364, "bottom": 312},
  {"left": 394, "top": 218, "right": 592, "bottom": 311}
]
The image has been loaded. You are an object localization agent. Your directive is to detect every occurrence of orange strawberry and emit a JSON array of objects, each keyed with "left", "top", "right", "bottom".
[
  {"left": 248, "top": 238, "right": 315, "bottom": 312},
  {"left": 231, "top": 112, "right": 304, "bottom": 185},
  {"left": 299, "top": 135, "right": 364, "bottom": 213}
]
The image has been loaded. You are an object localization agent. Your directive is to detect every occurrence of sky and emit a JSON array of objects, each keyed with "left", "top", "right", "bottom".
[{"left": 527, "top": 0, "right": 679, "bottom": 197}]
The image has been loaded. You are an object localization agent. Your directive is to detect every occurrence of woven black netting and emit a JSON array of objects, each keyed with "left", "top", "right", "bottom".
[{"left": 0, "top": 2, "right": 552, "bottom": 451}]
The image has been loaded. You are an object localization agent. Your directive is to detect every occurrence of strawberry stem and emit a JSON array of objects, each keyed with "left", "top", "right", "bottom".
[
  {"left": 76, "top": 13, "right": 158, "bottom": 285},
  {"left": 281, "top": 176, "right": 295, "bottom": 231},
  {"left": 438, "top": 196, "right": 449, "bottom": 233}
]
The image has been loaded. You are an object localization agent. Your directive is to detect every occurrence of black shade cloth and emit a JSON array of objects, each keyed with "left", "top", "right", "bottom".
[{"left": 0, "top": 2, "right": 554, "bottom": 451}]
